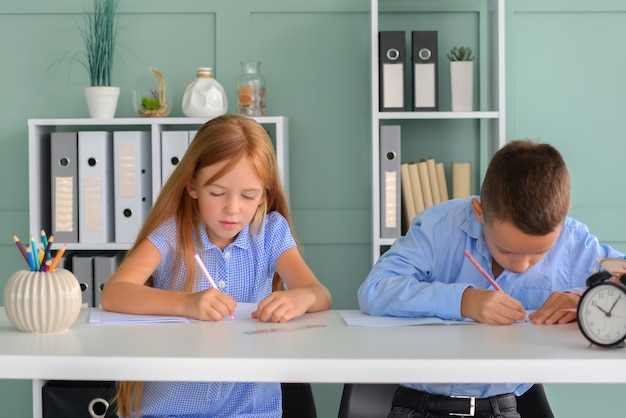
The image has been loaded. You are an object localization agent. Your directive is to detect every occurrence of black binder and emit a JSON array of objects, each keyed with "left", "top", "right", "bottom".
[
  {"left": 379, "top": 31, "right": 406, "bottom": 111},
  {"left": 411, "top": 31, "right": 438, "bottom": 111}
]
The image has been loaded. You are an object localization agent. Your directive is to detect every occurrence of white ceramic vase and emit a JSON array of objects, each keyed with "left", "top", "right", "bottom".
[
  {"left": 85, "top": 86, "right": 120, "bottom": 119},
  {"left": 450, "top": 61, "right": 474, "bottom": 112},
  {"left": 182, "top": 67, "right": 228, "bottom": 118},
  {"left": 3, "top": 269, "right": 82, "bottom": 333}
]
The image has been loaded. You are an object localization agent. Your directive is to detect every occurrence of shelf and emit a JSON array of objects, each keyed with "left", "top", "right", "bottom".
[
  {"left": 376, "top": 111, "right": 499, "bottom": 120},
  {"left": 28, "top": 117, "right": 289, "bottom": 251},
  {"left": 370, "top": 0, "right": 505, "bottom": 263}
]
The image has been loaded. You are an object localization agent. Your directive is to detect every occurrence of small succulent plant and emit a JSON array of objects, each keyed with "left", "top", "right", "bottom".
[{"left": 447, "top": 46, "right": 474, "bottom": 61}]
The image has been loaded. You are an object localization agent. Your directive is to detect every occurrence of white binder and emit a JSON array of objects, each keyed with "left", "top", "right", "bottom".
[
  {"left": 113, "top": 131, "right": 152, "bottom": 244},
  {"left": 161, "top": 131, "right": 190, "bottom": 186},
  {"left": 78, "top": 131, "right": 114, "bottom": 243},
  {"left": 188, "top": 130, "right": 198, "bottom": 144}
]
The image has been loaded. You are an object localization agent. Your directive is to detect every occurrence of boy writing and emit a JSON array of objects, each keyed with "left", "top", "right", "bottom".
[{"left": 358, "top": 140, "right": 623, "bottom": 418}]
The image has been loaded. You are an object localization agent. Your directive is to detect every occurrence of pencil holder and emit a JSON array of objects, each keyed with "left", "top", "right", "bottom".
[{"left": 3, "top": 269, "right": 82, "bottom": 333}]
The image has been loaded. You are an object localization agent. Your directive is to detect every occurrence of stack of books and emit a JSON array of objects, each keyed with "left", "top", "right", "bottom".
[{"left": 400, "top": 159, "right": 471, "bottom": 233}]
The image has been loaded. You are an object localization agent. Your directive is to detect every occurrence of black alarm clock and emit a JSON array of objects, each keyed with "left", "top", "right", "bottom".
[{"left": 577, "top": 271, "right": 626, "bottom": 348}]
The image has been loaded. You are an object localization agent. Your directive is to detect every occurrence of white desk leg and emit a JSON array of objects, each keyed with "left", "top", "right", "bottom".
[{"left": 32, "top": 379, "right": 44, "bottom": 418}]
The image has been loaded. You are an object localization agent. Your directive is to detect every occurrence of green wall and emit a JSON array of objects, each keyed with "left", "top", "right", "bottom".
[{"left": 1, "top": 0, "right": 625, "bottom": 416}]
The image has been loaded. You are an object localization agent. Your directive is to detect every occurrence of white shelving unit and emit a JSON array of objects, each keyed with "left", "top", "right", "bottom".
[
  {"left": 28, "top": 116, "right": 289, "bottom": 251},
  {"left": 370, "top": 0, "right": 506, "bottom": 262},
  {"left": 28, "top": 116, "right": 288, "bottom": 418}
]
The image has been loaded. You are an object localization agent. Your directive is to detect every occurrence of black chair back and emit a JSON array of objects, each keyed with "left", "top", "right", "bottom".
[
  {"left": 337, "top": 383, "right": 398, "bottom": 418},
  {"left": 282, "top": 382, "right": 317, "bottom": 418}
]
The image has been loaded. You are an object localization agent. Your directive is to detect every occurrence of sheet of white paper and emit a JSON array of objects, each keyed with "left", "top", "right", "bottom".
[
  {"left": 89, "top": 302, "right": 260, "bottom": 324},
  {"left": 337, "top": 310, "right": 478, "bottom": 327},
  {"left": 220, "top": 302, "right": 257, "bottom": 322},
  {"left": 89, "top": 309, "right": 189, "bottom": 324},
  {"left": 338, "top": 310, "right": 533, "bottom": 327}
]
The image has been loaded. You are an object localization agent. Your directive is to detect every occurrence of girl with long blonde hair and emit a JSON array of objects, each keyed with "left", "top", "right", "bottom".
[{"left": 101, "top": 114, "right": 331, "bottom": 417}]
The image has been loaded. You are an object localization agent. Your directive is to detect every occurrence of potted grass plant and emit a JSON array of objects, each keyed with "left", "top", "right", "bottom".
[
  {"left": 448, "top": 46, "right": 474, "bottom": 112},
  {"left": 82, "top": 0, "right": 120, "bottom": 118}
]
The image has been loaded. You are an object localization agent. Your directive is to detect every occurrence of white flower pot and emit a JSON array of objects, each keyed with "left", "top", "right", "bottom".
[
  {"left": 450, "top": 61, "right": 474, "bottom": 112},
  {"left": 3, "top": 269, "right": 82, "bottom": 333},
  {"left": 84, "top": 86, "right": 120, "bottom": 119}
]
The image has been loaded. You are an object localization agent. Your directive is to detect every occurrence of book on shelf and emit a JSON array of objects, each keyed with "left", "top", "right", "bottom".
[
  {"left": 416, "top": 160, "right": 434, "bottom": 209},
  {"left": 400, "top": 163, "right": 416, "bottom": 230},
  {"left": 399, "top": 157, "right": 456, "bottom": 235},
  {"left": 452, "top": 162, "right": 472, "bottom": 198},
  {"left": 436, "top": 161, "right": 449, "bottom": 202},
  {"left": 425, "top": 158, "right": 441, "bottom": 205},
  {"left": 407, "top": 162, "right": 426, "bottom": 215}
]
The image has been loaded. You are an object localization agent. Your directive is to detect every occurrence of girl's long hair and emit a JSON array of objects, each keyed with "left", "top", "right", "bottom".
[{"left": 115, "top": 114, "right": 291, "bottom": 416}]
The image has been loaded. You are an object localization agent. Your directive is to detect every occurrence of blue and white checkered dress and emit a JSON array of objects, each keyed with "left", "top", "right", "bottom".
[{"left": 132, "top": 211, "right": 295, "bottom": 418}]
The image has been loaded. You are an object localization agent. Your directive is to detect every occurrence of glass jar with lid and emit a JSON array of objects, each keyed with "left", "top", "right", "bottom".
[{"left": 237, "top": 61, "right": 266, "bottom": 116}]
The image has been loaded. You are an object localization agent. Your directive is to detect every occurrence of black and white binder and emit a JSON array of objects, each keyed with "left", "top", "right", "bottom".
[
  {"left": 411, "top": 31, "right": 438, "bottom": 111},
  {"left": 94, "top": 252, "right": 122, "bottom": 308},
  {"left": 50, "top": 131, "right": 79, "bottom": 243},
  {"left": 380, "top": 125, "right": 401, "bottom": 239},
  {"left": 379, "top": 31, "right": 406, "bottom": 111},
  {"left": 71, "top": 254, "right": 94, "bottom": 308}
]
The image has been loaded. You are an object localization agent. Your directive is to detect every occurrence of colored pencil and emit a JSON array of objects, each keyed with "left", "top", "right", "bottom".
[
  {"left": 41, "top": 230, "right": 51, "bottom": 260},
  {"left": 30, "top": 235, "right": 40, "bottom": 271},
  {"left": 40, "top": 236, "right": 54, "bottom": 272},
  {"left": 463, "top": 249, "right": 503, "bottom": 291},
  {"left": 12, "top": 234, "right": 30, "bottom": 268},
  {"left": 26, "top": 246, "right": 36, "bottom": 271},
  {"left": 48, "top": 243, "right": 67, "bottom": 272},
  {"left": 194, "top": 253, "right": 233, "bottom": 319}
]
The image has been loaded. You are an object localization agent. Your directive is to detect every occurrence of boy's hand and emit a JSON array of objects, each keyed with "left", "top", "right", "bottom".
[
  {"left": 183, "top": 288, "right": 237, "bottom": 321},
  {"left": 461, "top": 288, "right": 526, "bottom": 324},
  {"left": 528, "top": 291, "right": 579, "bottom": 325}
]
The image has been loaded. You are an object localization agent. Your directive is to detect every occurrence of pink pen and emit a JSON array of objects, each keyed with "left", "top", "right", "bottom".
[
  {"left": 194, "top": 253, "right": 234, "bottom": 319},
  {"left": 463, "top": 250, "right": 502, "bottom": 291}
]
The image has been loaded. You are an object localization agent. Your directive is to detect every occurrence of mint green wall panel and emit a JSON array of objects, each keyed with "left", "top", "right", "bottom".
[
  {"left": 507, "top": 2, "right": 626, "bottom": 249},
  {"left": 399, "top": 120, "right": 482, "bottom": 195},
  {"left": 2, "top": 0, "right": 626, "bottom": 416},
  {"left": 546, "top": 384, "right": 626, "bottom": 416},
  {"left": 508, "top": 2, "right": 626, "bottom": 414},
  {"left": 0, "top": 1, "right": 371, "bottom": 415},
  {"left": 0, "top": 380, "right": 31, "bottom": 417},
  {"left": 301, "top": 243, "right": 372, "bottom": 310},
  {"left": 243, "top": 12, "right": 371, "bottom": 214}
]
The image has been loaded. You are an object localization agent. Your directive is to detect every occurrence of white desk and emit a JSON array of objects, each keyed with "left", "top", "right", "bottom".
[
  {"left": 2, "top": 308, "right": 626, "bottom": 417},
  {"left": 2, "top": 308, "right": 626, "bottom": 384}
]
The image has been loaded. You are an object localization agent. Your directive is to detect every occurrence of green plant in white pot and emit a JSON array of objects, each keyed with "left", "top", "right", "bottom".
[
  {"left": 448, "top": 46, "right": 474, "bottom": 112},
  {"left": 82, "top": 0, "right": 120, "bottom": 118}
]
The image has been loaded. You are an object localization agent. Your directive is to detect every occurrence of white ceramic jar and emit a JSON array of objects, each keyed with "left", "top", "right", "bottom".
[{"left": 182, "top": 67, "right": 228, "bottom": 118}]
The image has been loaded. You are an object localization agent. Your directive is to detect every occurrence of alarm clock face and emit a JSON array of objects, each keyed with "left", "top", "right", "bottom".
[{"left": 577, "top": 282, "right": 626, "bottom": 347}]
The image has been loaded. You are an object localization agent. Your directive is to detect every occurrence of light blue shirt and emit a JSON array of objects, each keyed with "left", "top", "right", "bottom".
[
  {"left": 129, "top": 211, "right": 295, "bottom": 418},
  {"left": 358, "top": 197, "right": 623, "bottom": 398}
]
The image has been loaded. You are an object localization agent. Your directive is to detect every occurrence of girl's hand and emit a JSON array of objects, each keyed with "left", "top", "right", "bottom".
[
  {"left": 252, "top": 288, "right": 316, "bottom": 323},
  {"left": 183, "top": 288, "right": 237, "bottom": 321}
]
